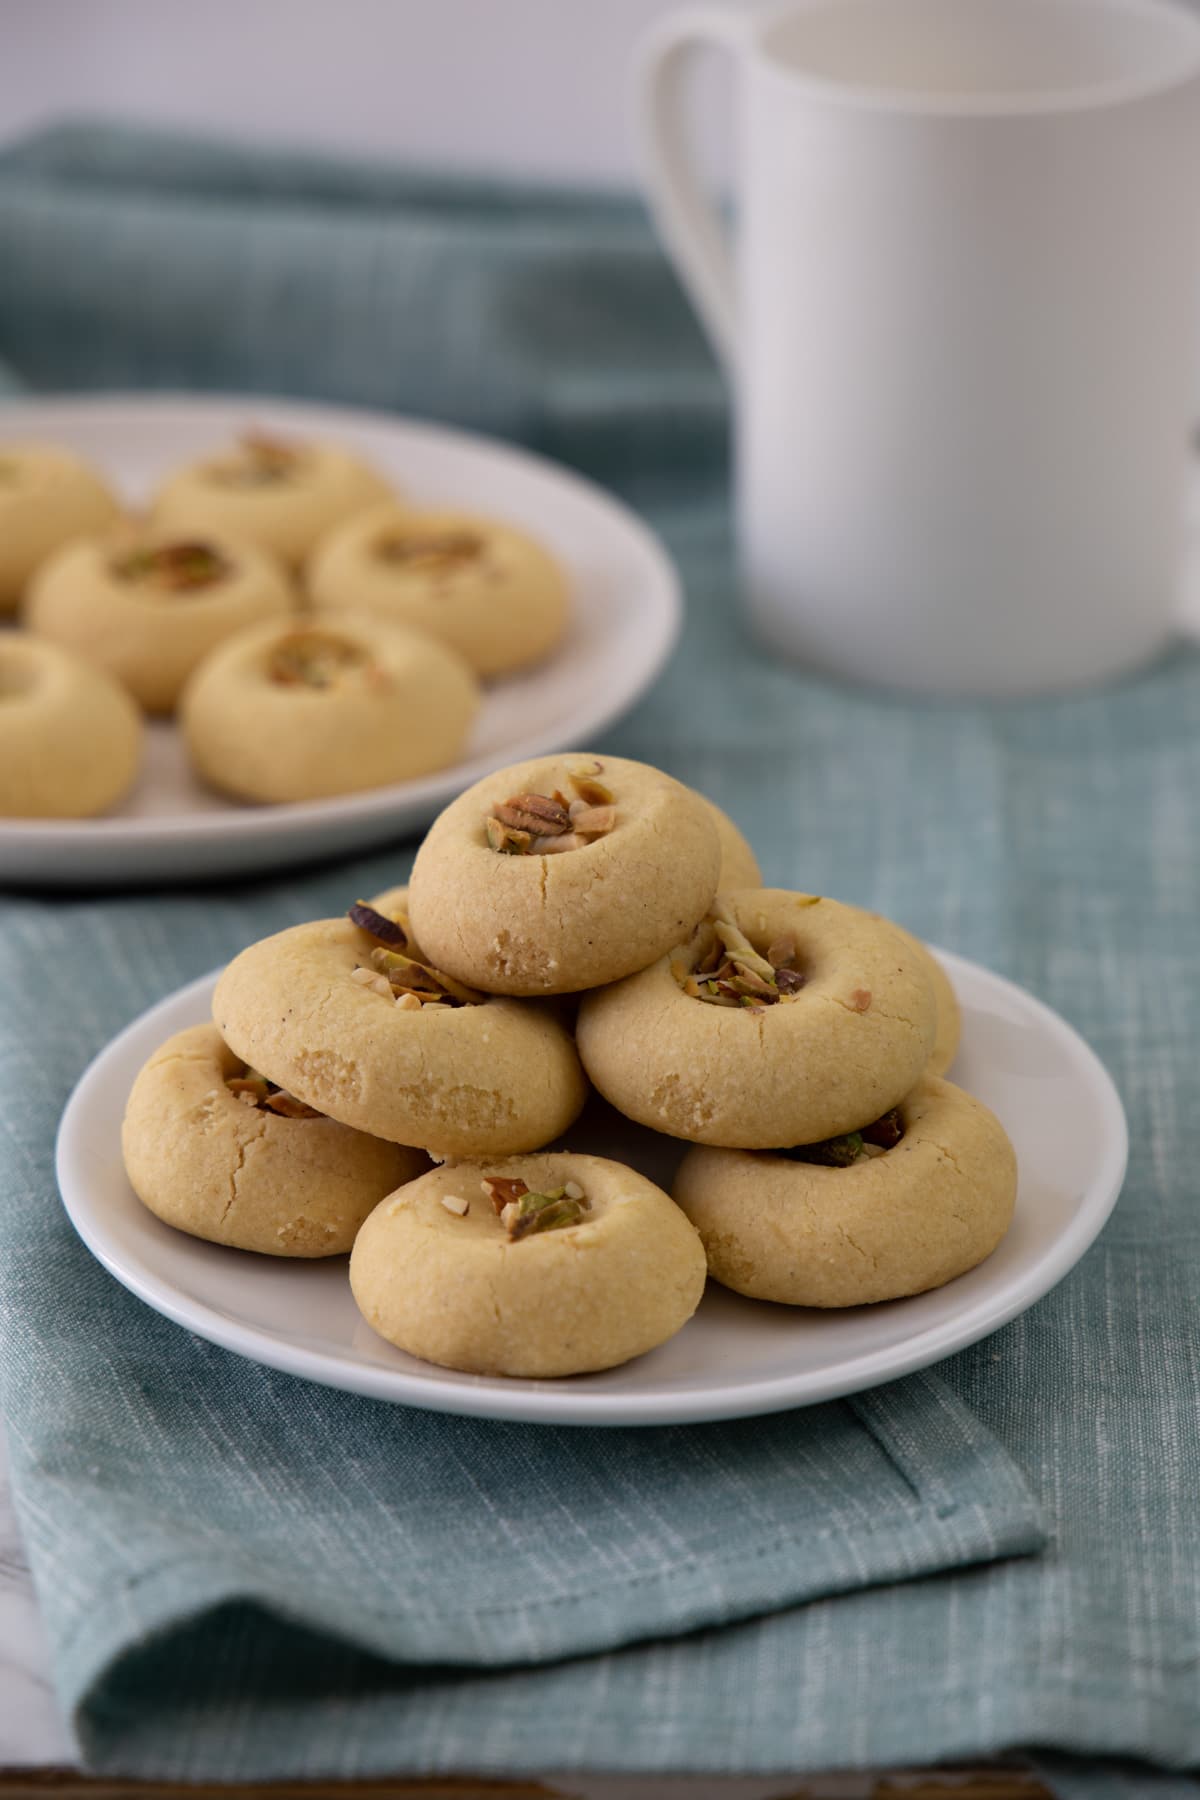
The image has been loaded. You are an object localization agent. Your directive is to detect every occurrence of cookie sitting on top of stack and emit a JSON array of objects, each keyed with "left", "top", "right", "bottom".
[{"left": 122, "top": 750, "right": 1017, "bottom": 1382}]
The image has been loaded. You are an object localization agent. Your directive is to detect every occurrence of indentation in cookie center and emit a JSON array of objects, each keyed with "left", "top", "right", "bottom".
[
  {"left": 480, "top": 1172, "right": 591, "bottom": 1239},
  {"left": 225, "top": 1064, "right": 321, "bottom": 1119},
  {"left": 110, "top": 540, "right": 232, "bottom": 595},
  {"left": 485, "top": 763, "right": 618, "bottom": 856},
  {"left": 207, "top": 433, "right": 308, "bottom": 488},
  {"left": 674, "top": 909, "right": 809, "bottom": 1011},
  {"left": 779, "top": 1107, "right": 906, "bottom": 1166},
  {"left": 373, "top": 529, "right": 485, "bottom": 576},
  {"left": 266, "top": 630, "right": 372, "bottom": 691}
]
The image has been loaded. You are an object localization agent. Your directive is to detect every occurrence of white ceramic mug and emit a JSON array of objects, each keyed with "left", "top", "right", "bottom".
[{"left": 637, "top": 0, "right": 1200, "bottom": 696}]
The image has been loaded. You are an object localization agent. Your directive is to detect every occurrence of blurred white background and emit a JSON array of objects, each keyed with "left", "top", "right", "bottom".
[{"left": 0, "top": 0, "right": 734, "bottom": 185}]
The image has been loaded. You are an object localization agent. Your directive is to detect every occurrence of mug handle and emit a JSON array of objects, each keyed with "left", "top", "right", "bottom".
[{"left": 634, "top": 6, "right": 750, "bottom": 375}]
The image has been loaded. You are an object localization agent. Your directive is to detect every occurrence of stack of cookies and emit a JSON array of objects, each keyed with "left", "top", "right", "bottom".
[
  {"left": 122, "top": 753, "right": 1017, "bottom": 1379},
  {"left": 1, "top": 432, "right": 569, "bottom": 816}
]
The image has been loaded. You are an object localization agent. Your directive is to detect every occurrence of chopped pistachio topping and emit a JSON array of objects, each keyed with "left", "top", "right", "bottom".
[
  {"left": 567, "top": 761, "right": 614, "bottom": 806},
  {"left": 493, "top": 792, "right": 572, "bottom": 837},
  {"left": 679, "top": 905, "right": 809, "bottom": 1010},
  {"left": 347, "top": 900, "right": 409, "bottom": 950},
  {"left": 861, "top": 1108, "right": 904, "bottom": 1149},
  {"left": 267, "top": 630, "right": 369, "bottom": 691},
  {"left": 208, "top": 432, "right": 306, "bottom": 487},
  {"left": 353, "top": 943, "right": 484, "bottom": 1010},
  {"left": 110, "top": 540, "right": 232, "bottom": 594},
  {"left": 481, "top": 1173, "right": 591, "bottom": 1240},
  {"left": 481, "top": 1174, "right": 532, "bottom": 1215},
  {"left": 485, "top": 778, "right": 617, "bottom": 856},
  {"left": 226, "top": 1067, "right": 320, "bottom": 1119},
  {"left": 374, "top": 529, "right": 484, "bottom": 575},
  {"left": 783, "top": 1109, "right": 905, "bottom": 1167},
  {"left": 487, "top": 816, "right": 532, "bottom": 855},
  {"left": 440, "top": 1193, "right": 470, "bottom": 1217}
]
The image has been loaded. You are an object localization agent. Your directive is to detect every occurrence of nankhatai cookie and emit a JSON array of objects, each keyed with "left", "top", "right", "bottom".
[
  {"left": 0, "top": 634, "right": 141, "bottom": 818},
  {"left": 701, "top": 794, "right": 763, "bottom": 891},
  {"left": 576, "top": 889, "right": 937, "bottom": 1147},
  {"left": 152, "top": 433, "right": 390, "bottom": 567},
  {"left": 213, "top": 898, "right": 587, "bottom": 1155},
  {"left": 673, "top": 1076, "right": 1016, "bottom": 1306},
  {"left": 122, "top": 1024, "right": 426, "bottom": 1256},
  {"left": 180, "top": 612, "right": 478, "bottom": 804},
  {"left": 26, "top": 526, "right": 293, "bottom": 712},
  {"left": 308, "top": 502, "right": 568, "bottom": 677},
  {"left": 350, "top": 1152, "right": 706, "bottom": 1376},
  {"left": 0, "top": 443, "right": 119, "bottom": 612},
  {"left": 407, "top": 753, "right": 721, "bottom": 995}
]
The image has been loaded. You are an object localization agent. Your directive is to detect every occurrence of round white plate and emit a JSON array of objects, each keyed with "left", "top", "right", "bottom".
[
  {"left": 57, "top": 948, "right": 1127, "bottom": 1427},
  {"left": 0, "top": 394, "right": 680, "bottom": 887}
]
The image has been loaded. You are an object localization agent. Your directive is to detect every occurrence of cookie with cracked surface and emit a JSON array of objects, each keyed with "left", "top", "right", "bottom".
[
  {"left": 672, "top": 1076, "right": 1016, "bottom": 1305},
  {"left": 0, "top": 442, "right": 119, "bottom": 612},
  {"left": 350, "top": 1152, "right": 707, "bottom": 1376},
  {"left": 308, "top": 502, "right": 568, "bottom": 678},
  {"left": 407, "top": 753, "right": 722, "bottom": 996},
  {"left": 122, "top": 1023, "right": 426, "bottom": 1256},
  {"left": 0, "top": 633, "right": 142, "bottom": 818},
  {"left": 212, "top": 902, "right": 587, "bottom": 1156},
  {"left": 152, "top": 433, "right": 390, "bottom": 567},
  {"left": 26, "top": 526, "right": 294, "bottom": 713},
  {"left": 181, "top": 612, "right": 478, "bottom": 804},
  {"left": 576, "top": 888, "right": 937, "bottom": 1148}
]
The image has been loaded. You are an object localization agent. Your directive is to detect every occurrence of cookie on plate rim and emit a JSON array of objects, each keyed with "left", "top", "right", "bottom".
[
  {"left": 672, "top": 1075, "right": 1016, "bottom": 1306},
  {"left": 350, "top": 1151, "right": 707, "bottom": 1377},
  {"left": 122, "top": 1022, "right": 427, "bottom": 1257},
  {"left": 308, "top": 501, "right": 568, "bottom": 678},
  {"left": 181, "top": 611, "right": 479, "bottom": 804},
  {"left": 26, "top": 525, "right": 294, "bottom": 713}
]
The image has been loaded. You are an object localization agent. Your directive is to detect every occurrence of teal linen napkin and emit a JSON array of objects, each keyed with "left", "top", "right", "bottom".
[{"left": 0, "top": 124, "right": 1194, "bottom": 1796}]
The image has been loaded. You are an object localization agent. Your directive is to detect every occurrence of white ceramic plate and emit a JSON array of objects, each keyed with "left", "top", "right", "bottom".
[
  {"left": 0, "top": 394, "right": 680, "bottom": 887},
  {"left": 57, "top": 949, "right": 1127, "bottom": 1427}
]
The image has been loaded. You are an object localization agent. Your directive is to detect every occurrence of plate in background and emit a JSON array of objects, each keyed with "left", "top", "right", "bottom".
[
  {"left": 0, "top": 393, "right": 680, "bottom": 886},
  {"left": 57, "top": 948, "right": 1127, "bottom": 1427}
]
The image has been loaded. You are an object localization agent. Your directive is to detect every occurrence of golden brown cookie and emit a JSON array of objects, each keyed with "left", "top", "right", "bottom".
[
  {"left": 673, "top": 1076, "right": 1016, "bottom": 1305},
  {"left": 0, "top": 443, "right": 119, "bottom": 613},
  {"left": 122, "top": 1024, "right": 426, "bottom": 1256},
  {"left": 350, "top": 1152, "right": 706, "bottom": 1376},
  {"left": 212, "top": 901, "right": 588, "bottom": 1156},
  {"left": 0, "top": 633, "right": 141, "bottom": 818},
  {"left": 407, "top": 753, "right": 722, "bottom": 995},
  {"left": 26, "top": 526, "right": 294, "bottom": 712},
  {"left": 308, "top": 502, "right": 568, "bottom": 677},
  {"left": 181, "top": 612, "right": 478, "bottom": 803},
  {"left": 576, "top": 889, "right": 937, "bottom": 1147},
  {"left": 152, "top": 433, "right": 390, "bottom": 566}
]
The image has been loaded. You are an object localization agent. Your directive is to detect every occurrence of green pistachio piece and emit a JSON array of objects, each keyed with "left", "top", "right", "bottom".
[
  {"left": 785, "top": 1131, "right": 866, "bottom": 1168},
  {"left": 507, "top": 1193, "right": 585, "bottom": 1239},
  {"left": 486, "top": 815, "right": 532, "bottom": 854}
]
